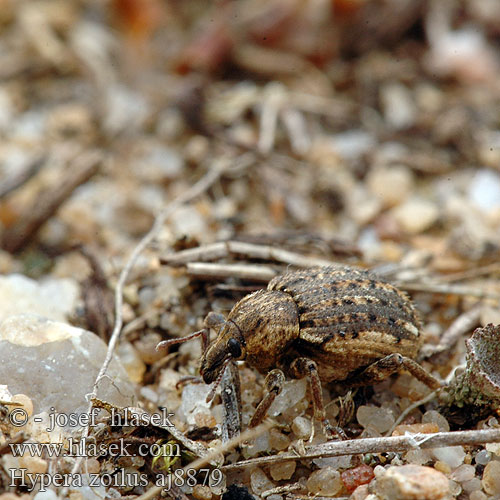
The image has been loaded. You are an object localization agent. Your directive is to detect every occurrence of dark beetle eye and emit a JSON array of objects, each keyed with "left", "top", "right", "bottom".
[{"left": 227, "top": 338, "right": 242, "bottom": 358}]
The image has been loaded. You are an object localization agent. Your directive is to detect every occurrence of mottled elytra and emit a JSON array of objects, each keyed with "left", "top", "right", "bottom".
[{"left": 157, "top": 265, "right": 441, "bottom": 438}]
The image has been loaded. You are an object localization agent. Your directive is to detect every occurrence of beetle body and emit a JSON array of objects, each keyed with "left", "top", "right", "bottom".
[{"left": 200, "top": 265, "right": 422, "bottom": 385}]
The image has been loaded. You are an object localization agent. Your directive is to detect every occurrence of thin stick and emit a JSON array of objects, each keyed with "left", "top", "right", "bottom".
[
  {"left": 0, "top": 155, "right": 45, "bottom": 199},
  {"left": 397, "top": 282, "right": 500, "bottom": 300},
  {"left": 161, "top": 240, "right": 337, "bottom": 268},
  {"left": 69, "top": 165, "right": 224, "bottom": 479},
  {"left": 136, "top": 423, "right": 271, "bottom": 500},
  {"left": 221, "top": 427, "right": 500, "bottom": 470},
  {"left": 186, "top": 262, "right": 278, "bottom": 282},
  {"left": 1, "top": 152, "right": 101, "bottom": 253},
  {"left": 420, "top": 304, "right": 481, "bottom": 360}
]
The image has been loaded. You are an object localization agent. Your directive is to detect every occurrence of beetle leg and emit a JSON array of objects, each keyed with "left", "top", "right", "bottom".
[
  {"left": 290, "top": 357, "right": 347, "bottom": 440},
  {"left": 249, "top": 369, "right": 285, "bottom": 428},
  {"left": 342, "top": 353, "right": 442, "bottom": 390},
  {"left": 156, "top": 328, "right": 210, "bottom": 354}
]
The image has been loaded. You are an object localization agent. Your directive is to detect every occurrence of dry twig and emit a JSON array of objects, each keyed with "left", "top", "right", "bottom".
[
  {"left": 222, "top": 427, "right": 500, "bottom": 470},
  {"left": 161, "top": 240, "right": 337, "bottom": 268},
  {"left": 420, "top": 304, "right": 482, "bottom": 360},
  {"left": 186, "top": 262, "right": 278, "bottom": 282},
  {"left": 1, "top": 152, "right": 101, "bottom": 253}
]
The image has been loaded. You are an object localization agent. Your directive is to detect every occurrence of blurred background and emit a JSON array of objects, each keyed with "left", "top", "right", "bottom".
[{"left": 0, "top": 0, "right": 500, "bottom": 270}]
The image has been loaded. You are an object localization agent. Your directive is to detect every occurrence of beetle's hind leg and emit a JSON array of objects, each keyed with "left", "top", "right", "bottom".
[
  {"left": 342, "top": 353, "right": 442, "bottom": 390},
  {"left": 290, "top": 357, "right": 347, "bottom": 440}
]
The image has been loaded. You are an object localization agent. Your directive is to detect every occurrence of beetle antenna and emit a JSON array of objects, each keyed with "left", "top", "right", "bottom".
[
  {"left": 205, "top": 356, "right": 232, "bottom": 403},
  {"left": 156, "top": 328, "right": 209, "bottom": 353}
]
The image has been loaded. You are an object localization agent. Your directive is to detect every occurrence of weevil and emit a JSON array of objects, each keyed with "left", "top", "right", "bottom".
[{"left": 158, "top": 265, "right": 441, "bottom": 437}]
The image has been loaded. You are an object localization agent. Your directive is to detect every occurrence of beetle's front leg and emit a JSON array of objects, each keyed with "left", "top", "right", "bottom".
[
  {"left": 290, "top": 357, "right": 347, "bottom": 440},
  {"left": 342, "top": 353, "right": 442, "bottom": 390},
  {"left": 249, "top": 369, "right": 285, "bottom": 428}
]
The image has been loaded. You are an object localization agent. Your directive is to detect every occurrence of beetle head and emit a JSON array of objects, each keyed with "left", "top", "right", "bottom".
[{"left": 200, "top": 289, "right": 299, "bottom": 383}]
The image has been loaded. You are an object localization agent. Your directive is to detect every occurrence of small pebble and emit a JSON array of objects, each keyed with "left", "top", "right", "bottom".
[
  {"left": 422, "top": 410, "right": 450, "bottom": 432},
  {"left": 481, "top": 459, "right": 500, "bottom": 495},
  {"left": 307, "top": 467, "right": 343, "bottom": 496},
  {"left": 448, "top": 480, "right": 462, "bottom": 496},
  {"left": 313, "top": 455, "right": 352, "bottom": 469},
  {"left": 268, "top": 429, "right": 290, "bottom": 451},
  {"left": 269, "top": 461, "right": 296, "bottom": 481},
  {"left": 432, "top": 446, "right": 466, "bottom": 469},
  {"left": 475, "top": 449, "right": 491, "bottom": 465},
  {"left": 433, "top": 461, "right": 451, "bottom": 475},
  {"left": 392, "top": 197, "right": 439, "bottom": 234},
  {"left": 268, "top": 379, "right": 307, "bottom": 417},
  {"left": 470, "top": 490, "right": 487, "bottom": 500},
  {"left": 357, "top": 405, "right": 395, "bottom": 433},
  {"left": 380, "top": 82, "right": 416, "bottom": 129},
  {"left": 192, "top": 485, "right": 212, "bottom": 500},
  {"left": 370, "top": 465, "right": 450, "bottom": 499},
  {"left": 449, "top": 463, "right": 475, "bottom": 483},
  {"left": 462, "top": 477, "right": 482, "bottom": 493},
  {"left": 404, "top": 449, "right": 433, "bottom": 466},
  {"left": 367, "top": 165, "right": 414, "bottom": 208},
  {"left": 291, "top": 416, "right": 312, "bottom": 439},
  {"left": 350, "top": 484, "right": 370, "bottom": 500},
  {"left": 33, "top": 492, "right": 58, "bottom": 500},
  {"left": 341, "top": 464, "right": 374, "bottom": 493},
  {"left": 250, "top": 468, "right": 275, "bottom": 495}
]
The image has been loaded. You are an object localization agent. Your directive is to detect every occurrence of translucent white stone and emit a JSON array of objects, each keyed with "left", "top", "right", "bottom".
[
  {"left": 422, "top": 410, "right": 450, "bottom": 432},
  {"left": 470, "top": 490, "right": 487, "bottom": 500},
  {"left": 178, "top": 383, "right": 213, "bottom": 426},
  {"left": 450, "top": 464, "right": 475, "bottom": 482},
  {"left": 482, "top": 460, "right": 500, "bottom": 495},
  {"left": 268, "top": 379, "right": 307, "bottom": 417},
  {"left": 34, "top": 491, "right": 58, "bottom": 500},
  {"left": 307, "top": 467, "right": 343, "bottom": 496},
  {"left": 475, "top": 449, "right": 491, "bottom": 465},
  {"left": 313, "top": 455, "right": 352, "bottom": 469},
  {"left": 462, "top": 477, "right": 482, "bottom": 493},
  {"left": 0, "top": 274, "right": 78, "bottom": 323},
  {"left": 250, "top": 468, "right": 275, "bottom": 495},
  {"left": 356, "top": 405, "right": 395, "bottom": 433},
  {"left": 0, "top": 314, "right": 135, "bottom": 416},
  {"left": 291, "top": 416, "right": 312, "bottom": 439},
  {"left": 432, "top": 446, "right": 466, "bottom": 469},
  {"left": 269, "top": 461, "right": 296, "bottom": 481}
]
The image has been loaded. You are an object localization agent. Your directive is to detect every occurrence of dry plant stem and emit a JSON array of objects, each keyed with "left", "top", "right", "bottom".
[
  {"left": 262, "top": 483, "right": 302, "bottom": 498},
  {"left": 186, "top": 262, "right": 278, "bottom": 282},
  {"left": 1, "top": 152, "right": 101, "bottom": 253},
  {"left": 397, "top": 282, "right": 500, "bottom": 300},
  {"left": 222, "top": 427, "right": 500, "bottom": 471},
  {"left": 420, "top": 304, "right": 481, "bottom": 359},
  {"left": 68, "top": 165, "right": 224, "bottom": 481},
  {"left": 439, "top": 263, "right": 500, "bottom": 282},
  {"left": 0, "top": 155, "right": 45, "bottom": 199},
  {"left": 136, "top": 423, "right": 271, "bottom": 500},
  {"left": 161, "top": 240, "right": 337, "bottom": 268}
]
